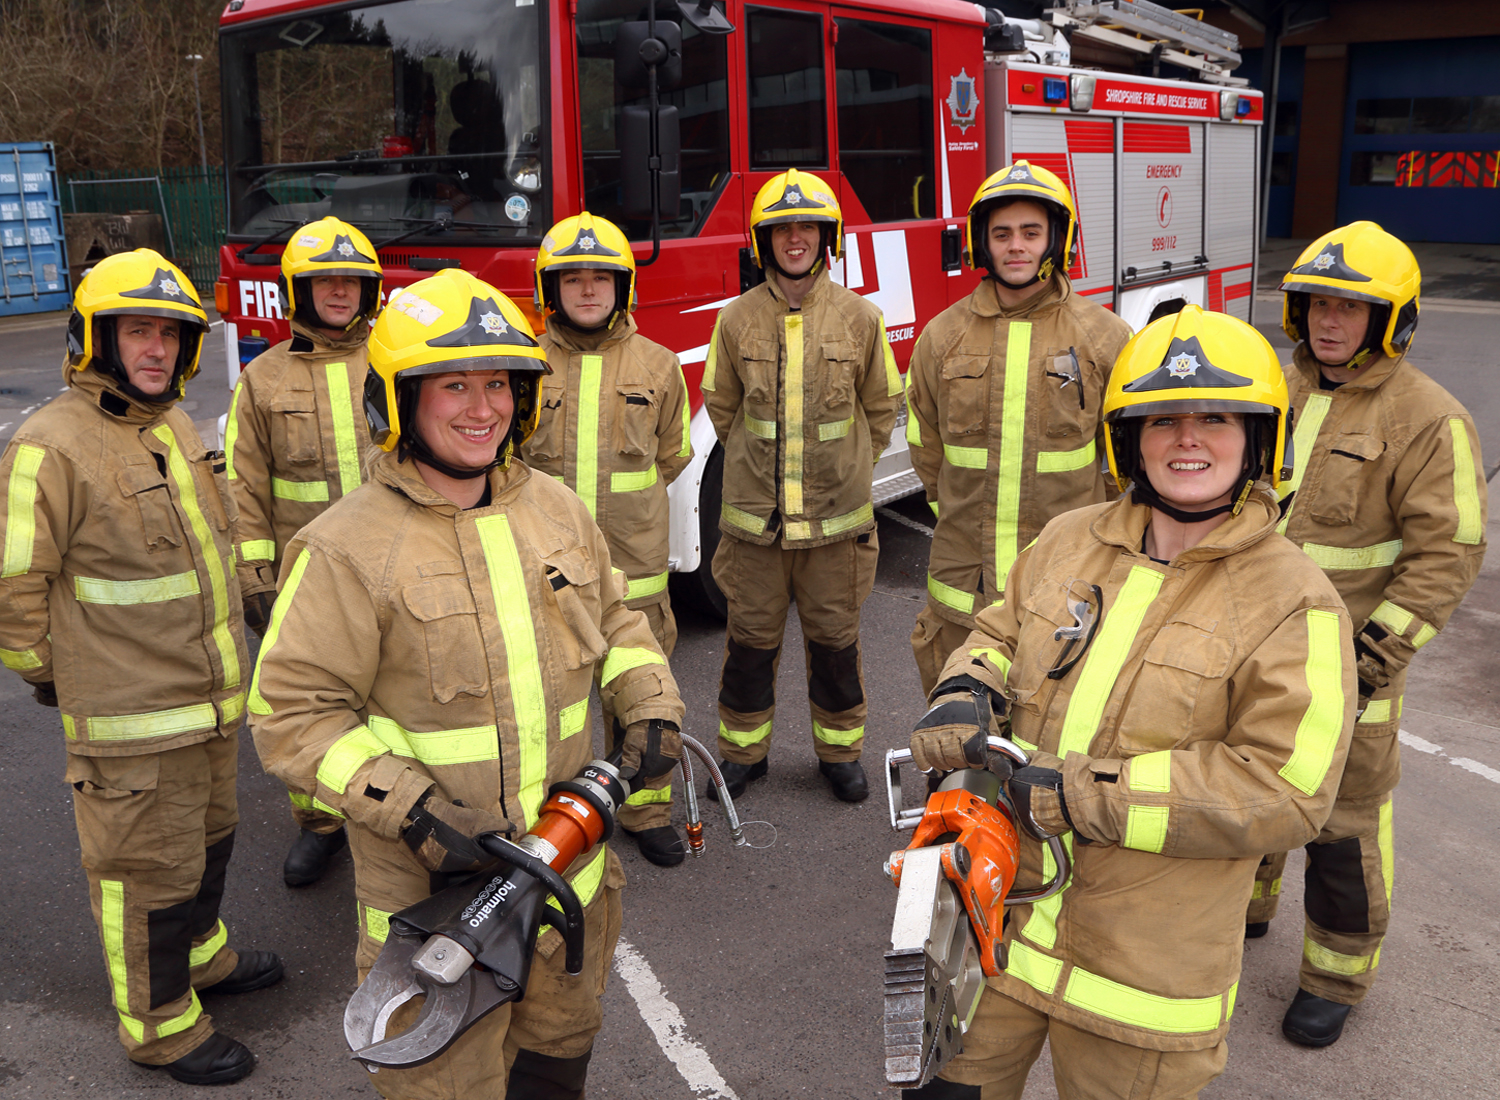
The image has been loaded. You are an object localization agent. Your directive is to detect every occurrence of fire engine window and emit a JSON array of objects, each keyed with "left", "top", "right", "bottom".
[
  {"left": 574, "top": 0, "right": 731, "bottom": 240},
  {"left": 747, "top": 7, "right": 827, "bottom": 168},
  {"left": 834, "top": 18, "right": 934, "bottom": 222}
]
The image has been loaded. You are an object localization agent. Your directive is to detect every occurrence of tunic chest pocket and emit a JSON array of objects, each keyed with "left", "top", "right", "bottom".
[
  {"left": 1121, "top": 618, "right": 1232, "bottom": 753},
  {"left": 541, "top": 547, "right": 608, "bottom": 671},
  {"left": 614, "top": 383, "right": 659, "bottom": 457},
  {"left": 1041, "top": 348, "right": 1094, "bottom": 442},
  {"left": 1309, "top": 433, "right": 1386, "bottom": 527},
  {"left": 271, "top": 392, "right": 321, "bottom": 467},
  {"left": 402, "top": 577, "right": 490, "bottom": 704},
  {"left": 526, "top": 377, "right": 567, "bottom": 464},
  {"left": 116, "top": 460, "right": 184, "bottom": 552},
  {"left": 819, "top": 339, "right": 858, "bottom": 409},
  {"left": 940, "top": 350, "right": 990, "bottom": 438},
  {"left": 1008, "top": 581, "right": 1080, "bottom": 714},
  {"left": 738, "top": 337, "right": 780, "bottom": 407}
]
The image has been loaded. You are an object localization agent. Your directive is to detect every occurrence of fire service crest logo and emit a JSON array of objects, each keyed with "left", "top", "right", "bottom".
[{"left": 947, "top": 69, "right": 979, "bottom": 133}]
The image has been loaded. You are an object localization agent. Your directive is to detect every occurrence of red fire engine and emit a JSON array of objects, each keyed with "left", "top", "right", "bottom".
[{"left": 214, "top": 0, "right": 1261, "bottom": 607}]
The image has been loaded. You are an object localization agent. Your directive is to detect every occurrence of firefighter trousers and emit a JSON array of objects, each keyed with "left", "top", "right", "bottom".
[
  {"left": 712, "top": 531, "right": 878, "bottom": 766},
  {"left": 910, "top": 600, "right": 978, "bottom": 699},
  {"left": 908, "top": 985, "right": 1227, "bottom": 1100},
  {"left": 1247, "top": 702, "right": 1400, "bottom": 1005},
  {"left": 602, "top": 593, "right": 678, "bottom": 831},
  {"left": 66, "top": 731, "right": 241, "bottom": 1064},
  {"left": 351, "top": 827, "right": 622, "bottom": 1100}
]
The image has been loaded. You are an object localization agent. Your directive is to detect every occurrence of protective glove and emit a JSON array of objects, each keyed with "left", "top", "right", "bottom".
[
  {"left": 1352, "top": 620, "right": 1412, "bottom": 701},
  {"left": 1007, "top": 761, "right": 1074, "bottom": 841},
  {"left": 242, "top": 592, "right": 275, "bottom": 636},
  {"left": 618, "top": 719, "right": 682, "bottom": 784},
  {"left": 909, "top": 674, "right": 1006, "bottom": 773},
  {"left": 401, "top": 790, "right": 514, "bottom": 874},
  {"left": 31, "top": 680, "right": 57, "bottom": 708}
]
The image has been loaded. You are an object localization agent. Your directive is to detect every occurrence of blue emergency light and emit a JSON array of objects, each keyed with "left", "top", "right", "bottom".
[
  {"left": 1043, "top": 77, "right": 1068, "bottom": 104},
  {"left": 1237, "top": 97, "right": 1253, "bottom": 117}
]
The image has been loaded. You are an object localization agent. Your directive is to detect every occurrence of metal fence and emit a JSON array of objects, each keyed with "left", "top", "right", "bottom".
[{"left": 60, "top": 166, "right": 225, "bottom": 290}]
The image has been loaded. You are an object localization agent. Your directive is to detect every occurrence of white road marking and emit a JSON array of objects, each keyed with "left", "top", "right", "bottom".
[
  {"left": 1399, "top": 730, "right": 1500, "bottom": 786},
  {"left": 613, "top": 938, "right": 739, "bottom": 1099},
  {"left": 877, "top": 505, "right": 933, "bottom": 537}
]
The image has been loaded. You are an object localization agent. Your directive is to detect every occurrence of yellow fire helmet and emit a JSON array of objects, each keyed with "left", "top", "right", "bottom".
[
  {"left": 364, "top": 269, "right": 551, "bottom": 471},
  {"left": 65, "top": 248, "right": 209, "bottom": 400},
  {"left": 965, "top": 160, "right": 1079, "bottom": 285},
  {"left": 749, "top": 169, "right": 843, "bottom": 274},
  {"left": 279, "top": 216, "right": 384, "bottom": 333},
  {"left": 534, "top": 212, "right": 637, "bottom": 328},
  {"left": 1280, "top": 221, "right": 1421, "bottom": 369},
  {"left": 1102, "top": 305, "right": 1290, "bottom": 517}
]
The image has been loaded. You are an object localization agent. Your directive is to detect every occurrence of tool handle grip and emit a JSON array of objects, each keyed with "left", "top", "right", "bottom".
[
  {"left": 885, "top": 736, "right": 1032, "bottom": 830},
  {"left": 477, "top": 833, "right": 587, "bottom": 976}
]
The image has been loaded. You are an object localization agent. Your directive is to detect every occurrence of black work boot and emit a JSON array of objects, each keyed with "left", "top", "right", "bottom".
[
  {"left": 706, "top": 758, "right": 768, "bottom": 802},
  {"left": 200, "top": 950, "right": 284, "bottom": 995},
  {"left": 507, "top": 1046, "right": 591, "bottom": 1100},
  {"left": 621, "top": 824, "right": 686, "bottom": 867},
  {"left": 152, "top": 1032, "right": 255, "bottom": 1085},
  {"left": 283, "top": 826, "right": 347, "bottom": 887},
  {"left": 1245, "top": 921, "right": 1271, "bottom": 939},
  {"left": 1282, "top": 988, "right": 1353, "bottom": 1047},
  {"left": 819, "top": 760, "right": 869, "bottom": 802}
]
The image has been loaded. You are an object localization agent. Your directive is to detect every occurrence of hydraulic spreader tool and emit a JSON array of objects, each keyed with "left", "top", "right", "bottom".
[
  {"left": 882, "top": 736, "right": 1072, "bottom": 1089},
  {"left": 346, "top": 732, "right": 742, "bottom": 1071}
]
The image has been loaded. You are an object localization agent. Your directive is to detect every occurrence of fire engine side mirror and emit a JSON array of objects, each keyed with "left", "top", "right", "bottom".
[
  {"left": 615, "top": 21, "right": 683, "bottom": 92},
  {"left": 621, "top": 105, "right": 682, "bottom": 219}
]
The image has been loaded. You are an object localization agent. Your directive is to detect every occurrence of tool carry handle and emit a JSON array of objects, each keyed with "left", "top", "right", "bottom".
[{"left": 477, "top": 833, "right": 587, "bottom": 975}]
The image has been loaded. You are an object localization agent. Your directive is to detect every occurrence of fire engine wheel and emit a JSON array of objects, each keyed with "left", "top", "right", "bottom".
[{"left": 674, "top": 444, "right": 729, "bottom": 621}]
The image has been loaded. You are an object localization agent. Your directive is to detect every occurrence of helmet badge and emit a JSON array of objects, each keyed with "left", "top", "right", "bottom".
[
  {"left": 763, "top": 183, "right": 810, "bottom": 212},
  {"left": 1312, "top": 251, "right": 1335, "bottom": 271},
  {"left": 578, "top": 232, "right": 596, "bottom": 251},
  {"left": 337, "top": 240, "right": 355, "bottom": 258},
  {"left": 479, "top": 311, "right": 509, "bottom": 337},
  {"left": 946, "top": 69, "right": 979, "bottom": 133},
  {"left": 159, "top": 277, "right": 182, "bottom": 298},
  {"left": 1166, "top": 352, "right": 1199, "bottom": 378}
]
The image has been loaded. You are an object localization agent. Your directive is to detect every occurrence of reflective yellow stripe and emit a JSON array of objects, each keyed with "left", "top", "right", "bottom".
[
  {"left": 75, "top": 701, "right": 219, "bottom": 741},
  {"left": 624, "top": 570, "right": 669, "bottom": 600},
  {"left": 601, "top": 646, "right": 665, "bottom": 684},
  {"left": 1379, "top": 797, "right": 1394, "bottom": 906},
  {"left": 1359, "top": 696, "right": 1393, "bottom": 724},
  {"left": 969, "top": 646, "right": 1011, "bottom": 680},
  {"left": 1056, "top": 566, "right": 1163, "bottom": 756},
  {"left": 822, "top": 502, "right": 873, "bottom": 537},
  {"left": 547, "top": 845, "right": 607, "bottom": 920},
  {"left": 3, "top": 444, "right": 45, "bottom": 578},
  {"left": 905, "top": 369, "right": 923, "bottom": 448},
  {"left": 224, "top": 385, "right": 243, "bottom": 481},
  {"left": 1020, "top": 833, "right": 1072, "bottom": 950},
  {"left": 364, "top": 904, "right": 392, "bottom": 945},
  {"left": 1301, "top": 539, "right": 1402, "bottom": 571},
  {"left": 239, "top": 539, "right": 275, "bottom": 562},
  {"left": 881, "top": 325, "right": 902, "bottom": 396},
  {"left": 813, "top": 721, "right": 863, "bottom": 746},
  {"left": 154, "top": 426, "right": 240, "bottom": 689},
  {"left": 1412, "top": 623, "right": 1437, "bottom": 649},
  {"left": 157, "top": 992, "right": 204, "bottom": 1039},
  {"left": 785, "top": 519, "right": 813, "bottom": 541},
  {"left": 100, "top": 879, "right": 145, "bottom": 1042},
  {"left": 1251, "top": 877, "right": 1282, "bottom": 900},
  {"left": 817, "top": 417, "right": 853, "bottom": 442},
  {"left": 995, "top": 323, "right": 1031, "bottom": 591},
  {"left": 0, "top": 646, "right": 42, "bottom": 670},
  {"left": 249, "top": 549, "right": 311, "bottom": 715},
  {"left": 626, "top": 784, "right": 673, "bottom": 805},
  {"left": 1063, "top": 968, "right": 1230, "bottom": 1034},
  {"left": 929, "top": 500, "right": 939, "bottom": 518},
  {"left": 1128, "top": 751, "right": 1172, "bottom": 793},
  {"left": 700, "top": 315, "right": 722, "bottom": 392},
  {"left": 1279, "top": 608, "right": 1345, "bottom": 796},
  {"left": 74, "top": 570, "right": 200, "bottom": 605},
  {"left": 476, "top": 513, "right": 549, "bottom": 827},
  {"left": 677, "top": 366, "right": 691, "bottom": 457},
  {"left": 561, "top": 698, "right": 589, "bottom": 739},
  {"left": 189, "top": 920, "right": 227, "bottom": 968},
  {"left": 1368, "top": 599, "right": 1413, "bottom": 637},
  {"left": 943, "top": 443, "right": 987, "bottom": 469},
  {"left": 1006, "top": 940, "right": 1065, "bottom": 996},
  {"left": 325, "top": 362, "right": 363, "bottom": 498},
  {"left": 928, "top": 573, "right": 975, "bottom": 615},
  {"left": 367, "top": 714, "right": 500, "bottom": 766},
  {"left": 1303, "top": 936, "right": 1378, "bottom": 976},
  {"left": 1278, "top": 392, "right": 1333, "bottom": 525},
  {"left": 271, "top": 477, "right": 330, "bottom": 502},
  {"left": 1036, "top": 439, "right": 1096, "bottom": 474},
  {"left": 744, "top": 412, "right": 777, "bottom": 440},
  {"left": 576, "top": 354, "right": 603, "bottom": 518},
  {"left": 720, "top": 718, "right": 771, "bottom": 747},
  {"left": 783, "top": 314, "right": 805, "bottom": 516},
  {"left": 1448, "top": 418, "right": 1483, "bottom": 544},
  {"left": 222, "top": 692, "right": 245, "bottom": 726},
  {"left": 288, "top": 790, "right": 315, "bottom": 811},
  {"left": 1124, "top": 805, "right": 1170, "bottom": 853},
  {"left": 316, "top": 724, "right": 388, "bottom": 795},
  {"left": 721, "top": 502, "right": 766, "bottom": 535},
  {"left": 611, "top": 465, "right": 658, "bottom": 493}
]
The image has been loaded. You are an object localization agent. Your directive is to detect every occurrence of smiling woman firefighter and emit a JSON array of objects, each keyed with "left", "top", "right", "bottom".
[
  {"left": 904, "top": 307, "right": 1358, "bottom": 1100},
  {"left": 247, "top": 269, "right": 683, "bottom": 1100}
]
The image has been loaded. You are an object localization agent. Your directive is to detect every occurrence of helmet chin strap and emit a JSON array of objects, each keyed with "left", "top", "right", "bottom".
[
  {"left": 401, "top": 431, "right": 507, "bottom": 480},
  {"left": 1132, "top": 472, "right": 1254, "bottom": 524}
]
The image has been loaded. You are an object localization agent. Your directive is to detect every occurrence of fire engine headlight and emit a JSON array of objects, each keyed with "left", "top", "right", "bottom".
[
  {"left": 510, "top": 159, "right": 542, "bottom": 193},
  {"left": 1219, "top": 91, "right": 1240, "bottom": 121},
  {"left": 1069, "top": 74, "right": 1096, "bottom": 113}
]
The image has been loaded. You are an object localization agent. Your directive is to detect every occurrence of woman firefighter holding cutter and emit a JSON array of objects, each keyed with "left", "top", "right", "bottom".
[{"left": 904, "top": 307, "right": 1357, "bottom": 1099}]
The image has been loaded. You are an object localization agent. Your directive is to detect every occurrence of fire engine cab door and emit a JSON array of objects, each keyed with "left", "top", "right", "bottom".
[{"left": 1120, "top": 120, "right": 1204, "bottom": 279}]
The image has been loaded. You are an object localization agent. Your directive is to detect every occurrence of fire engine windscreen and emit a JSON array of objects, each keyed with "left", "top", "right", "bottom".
[{"left": 221, "top": 0, "right": 547, "bottom": 246}]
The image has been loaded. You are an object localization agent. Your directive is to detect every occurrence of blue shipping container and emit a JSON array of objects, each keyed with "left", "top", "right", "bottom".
[{"left": 0, "top": 142, "right": 71, "bottom": 317}]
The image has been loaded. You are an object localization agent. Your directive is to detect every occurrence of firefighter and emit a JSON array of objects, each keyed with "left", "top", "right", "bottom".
[
  {"left": 1244, "top": 222, "right": 1487, "bottom": 1047},
  {"left": 904, "top": 160, "right": 1132, "bottom": 696},
  {"left": 903, "top": 307, "right": 1356, "bottom": 1100},
  {"left": 700, "top": 169, "right": 902, "bottom": 803},
  {"left": 522, "top": 212, "right": 693, "bottom": 867},
  {"left": 0, "top": 250, "right": 282, "bottom": 1084},
  {"left": 248, "top": 268, "right": 683, "bottom": 1100},
  {"left": 227, "top": 215, "right": 384, "bottom": 887}
]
